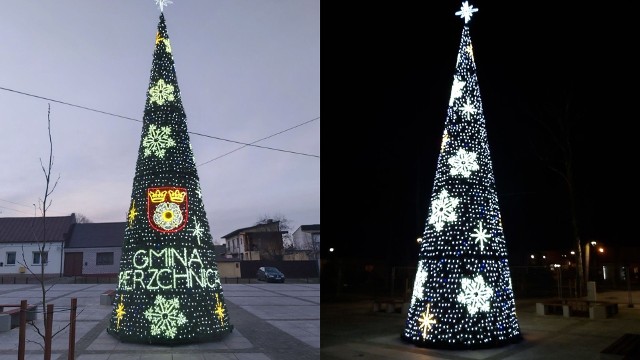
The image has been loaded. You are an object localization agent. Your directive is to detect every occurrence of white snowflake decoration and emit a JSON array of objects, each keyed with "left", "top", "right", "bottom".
[
  {"left": 449, "top": 148, "right": 479, "bottom": 177},
  {"left": 144, "top": 295, "right": 187, "bottom": 338},
  {"left": 459, "top": 99, "right": 477, "bottom": 120},
  {"left": 190, "top": 218, "right": 205, "bottom": 245},
  {"left": 152, "top": 202, "right": 183, "bottom": 230},
  {"left": 143, "top": 124, "right": 176, "bottom": 158},
  {"left": 455, "top": 1, "right": 478, "bottom": 23},
  {"left": 470, "top": 221, "right": 490, "bottom": 251},
  {"left": 449, "top": 76, "right": 465, "bottom": 106},
  {"left": 149, "top": 79, "right": 175, "bottom": 105},
  {"left": 457, "top": 275, "right": 493, "bottom": 315},
  {"left": 410, "top": 260, "right": 428, "bottom": 306},
  {"left": 429, "top": 190, "right": 459, "bottom": 231}
]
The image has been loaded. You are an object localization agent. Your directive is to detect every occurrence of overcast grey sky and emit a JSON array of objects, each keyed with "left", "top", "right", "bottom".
[{"left": 0, "top": 0, "right": 319, "bottom": 243}]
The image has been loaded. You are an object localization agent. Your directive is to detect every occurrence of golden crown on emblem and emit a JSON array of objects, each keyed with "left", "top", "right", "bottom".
[
  {"left": 148, "top": 189, "right": 168, "bottom": 203},
  {"left": 168, "top": 189, "right": 186, "bottom": 203}
]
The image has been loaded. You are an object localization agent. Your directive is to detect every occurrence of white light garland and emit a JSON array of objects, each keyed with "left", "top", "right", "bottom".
[
  {"left": 107, "top": 11, "right": 232, "bottom": 345},
  {"left": 403, "top": 1, "right": 521, "bottom": 349}
]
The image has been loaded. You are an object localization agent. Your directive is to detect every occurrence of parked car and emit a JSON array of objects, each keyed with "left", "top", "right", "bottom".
[{"left": 257, "top": 266, "right": 285, "bottom": 283}]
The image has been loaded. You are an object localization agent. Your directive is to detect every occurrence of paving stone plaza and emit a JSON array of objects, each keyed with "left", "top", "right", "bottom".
[{"left": 0, "top": 282, "right": 319, "bottom": 360}]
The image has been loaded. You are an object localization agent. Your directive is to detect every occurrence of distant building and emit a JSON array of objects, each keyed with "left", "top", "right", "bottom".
[
  {"left": 0, "top": 214, "right": 76, "bottom": 276},
  {"left": 0, "top": 214, "right": 317, "bottom": 280},
  {"left": 64, "top": 222, "right": 126, "bottom": 276},
  {"left": 212, "top": 244, "right": 241, "bottom": 278},
  {"left": 221, "top": 220, "right": 286, "bottom": 261},
  {"left": 292, "top": 224, "right": 320, "bottom": 259}
]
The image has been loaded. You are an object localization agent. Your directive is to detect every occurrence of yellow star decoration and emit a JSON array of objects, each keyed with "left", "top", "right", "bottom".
[
  {"left": 127, "top": 201, "right": 138, "bottom": 228},
  {"left": 116, "top": 295, "right": 126, "bottom": 329},
  {"left": 214, "top": 294, "right": 225, "bottom": 322},
  {"left": 418, "top": 303, "right": 437, "bottom": 338},
  {"left": 155, "top": 31, "right": 164, "bottom": 45},
  {"left": 466, "top": 44, "right": 474, "bottom": 61}
]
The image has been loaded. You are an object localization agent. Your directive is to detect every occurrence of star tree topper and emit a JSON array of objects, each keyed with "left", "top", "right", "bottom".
[
  {"left": 155, "top": 0, "right": 173, "bottom": 12},
  {"left": 455, "top": 1, "right": 478, "bottom": 23}
]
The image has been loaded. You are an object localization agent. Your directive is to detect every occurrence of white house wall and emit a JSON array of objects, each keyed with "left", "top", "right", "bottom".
[
  {"left": 293, "top": 230, "right": 316, "bottom": 250},
  {"left": 0, "top": 242, "right": 65, "bottom": 275},
  {"left": 68, "top": 247, "right": 122, "bottom": 275}
]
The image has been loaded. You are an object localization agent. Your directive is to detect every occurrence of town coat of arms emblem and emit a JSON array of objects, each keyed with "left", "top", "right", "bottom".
[{"left": 147, "top": 187, "right": 188, "bottom": 232}]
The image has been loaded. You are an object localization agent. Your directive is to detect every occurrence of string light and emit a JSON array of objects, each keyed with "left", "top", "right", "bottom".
[
  {"left": 402, "top": 2, "right": 522, "bottom": 349},
  {"left": 106, "top": 12, "right": 233, "bottom": 344}
]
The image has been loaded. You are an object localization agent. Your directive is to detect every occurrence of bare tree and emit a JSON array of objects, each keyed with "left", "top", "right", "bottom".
[
  {"left": 75, "top": 213, "right": 92, "bottom": 223},
  {"left": 18, "top": 105, "right": 80, "bottom": 357},
  {"left": 255, "top": 213, "right": 293, "bottom": 248},
  {"left": 524, "top": 90, "right": 586, "bottom": 297}
]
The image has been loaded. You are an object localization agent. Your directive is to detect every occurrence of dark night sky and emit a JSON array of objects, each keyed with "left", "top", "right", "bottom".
[{"left": 324, "top": 1, "right": 635, "bottom": 265}]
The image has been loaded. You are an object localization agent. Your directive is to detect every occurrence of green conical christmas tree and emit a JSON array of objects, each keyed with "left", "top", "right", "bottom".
[
  {"left": 106, "top": 8, "right": 233, "bottom": 344},
  {"left": 402, "top": 2, "right": 522, "bottom": 349}
]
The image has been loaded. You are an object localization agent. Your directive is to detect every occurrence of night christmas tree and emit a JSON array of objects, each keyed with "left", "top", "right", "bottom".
[
  {"left": 107, "top": 2, "right": 233, "bottom": 344},
  {"left": 402, "top": 2, "right": 522, "bottom": 349}
]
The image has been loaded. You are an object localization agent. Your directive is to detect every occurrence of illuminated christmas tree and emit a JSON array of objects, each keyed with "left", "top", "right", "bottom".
[
  {"left": 106, "top": 2, "right": 233, "bottom": 344},
  {"left": 402, "top": 2, "right": 522, "bottom": 349}
]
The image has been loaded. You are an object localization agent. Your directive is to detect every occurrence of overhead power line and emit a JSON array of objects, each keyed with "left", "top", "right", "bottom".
[
  {"left": 196, "top": 117, "right": 320, "bottom": 167},
  {"left": 0, "top": 86, "right": 319, "bottom": 161}
]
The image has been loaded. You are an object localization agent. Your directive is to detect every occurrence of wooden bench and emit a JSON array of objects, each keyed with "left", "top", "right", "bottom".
[
  {"left": 566, "top": 300, "right": 590, "bottom": 317},
  {"left": 590, "top": 302, "right": 618, "bottom": 319},
  {"left": 100, "top": 289, "right": 116, "bottom": 305},
  {"left": 536, "top": 299, "right": 618, "bottom": 319},
  {"left": 0, "top": 304, "right": 38, "bottom": 332},
  {"left": 535, "top": 301, "right": 567, "bottom": 316},
  {"left": 601, "top": 333, "right": 640, "bottom": 359}
]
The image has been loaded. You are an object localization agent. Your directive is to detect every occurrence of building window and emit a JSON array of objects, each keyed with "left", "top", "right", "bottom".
[
  {"left": 6, "top": 252, "right": 16, "bottom": 265},
  {"left": 33, "top": 251, "right": 48, "bottom": 265},
  {"left": 96, "top": 252, "right": 114, "bottom": 265}
]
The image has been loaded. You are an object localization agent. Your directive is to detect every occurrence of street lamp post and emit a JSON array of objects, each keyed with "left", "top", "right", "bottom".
[
  {"left": 585, "top": 241, "right": 597, "bottom": 282},
  {"left": 628, "top": 265, "right": 634, "bottom": 308}
]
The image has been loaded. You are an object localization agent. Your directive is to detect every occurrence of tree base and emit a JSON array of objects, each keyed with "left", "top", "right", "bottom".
[
  {"left": 400, "top": 332, "right": 523, "bottom": 350},
  {"left": 106, "top": 325, "right": 234, "bottom": 346}
]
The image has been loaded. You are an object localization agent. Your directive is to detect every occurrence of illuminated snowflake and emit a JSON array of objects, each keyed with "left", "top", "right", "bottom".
[
  {"left": 143, "top": 124, "right": 176, "bottom": 158},
  {"left": 470, "top": 221, "right": 490, "bottom": 251},
  {"left": 190, "top": 218, "right": 205, "bottom": 245},
  {"left": 410, "top": 260, "right": 428, "bottom": 306},
  {"left": 149, "top": 79, "right": 175, "bottom": 105},
  {"left": 455, "top": 1, "right": 478, "bottom": 23},
  {"left": 429, "top": 190, "right": 459, "bottom": 231},
  {"left": 449, "top": 76, "right": 465, "bottom": 106},
  {"left": 153, "top": 202, "right": 184, "bottom": 230},
  {"left": 449, "top": 148, "right": 479, "bottom": 177},
  {"left": 144, "top": 295, "right": 187, "bottom": 339},
  {"left": 457, "top": 275, "right": 493, "bottom": 315},
  {"left": 459, "top": 99, "right": 477, "bottom": 120},
  {"left": 418, "top": 303, "right": 437, "bottom": 338}
]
